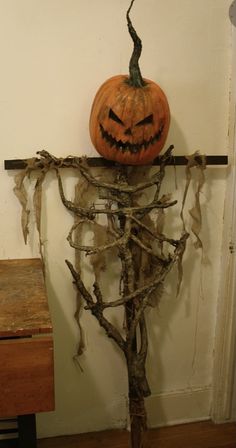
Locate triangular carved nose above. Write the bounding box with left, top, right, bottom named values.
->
left=124, top=128, right=132, bottom=136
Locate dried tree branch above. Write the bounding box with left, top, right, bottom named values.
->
left=65, top=259, right=126, bottom=351
left=129, top=214, right=180, bottom=247
left=57, top=171, right=95, bottom=219
left=130, top=233, right=169, bottom=262
left=94, top=232, right=188, bottom=311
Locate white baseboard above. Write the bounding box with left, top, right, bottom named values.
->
left=146, top=387, right=212, bottom=428
left=38, top=387, right=212, bottom=438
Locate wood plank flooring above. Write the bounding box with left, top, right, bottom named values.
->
left=38, top=421, right=236, bottom=448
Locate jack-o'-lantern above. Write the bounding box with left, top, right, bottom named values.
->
left=89, top=0, right=170, bottom=165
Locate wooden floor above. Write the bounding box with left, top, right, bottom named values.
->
left=38, top=421, right=236, bottom=448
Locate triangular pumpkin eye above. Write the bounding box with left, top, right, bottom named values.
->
left=109, top=108, right=124, bottom=125
left=136, top=114, right=154, bottom=126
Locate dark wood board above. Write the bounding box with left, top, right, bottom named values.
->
left=4, top=154, right=228, bottom=170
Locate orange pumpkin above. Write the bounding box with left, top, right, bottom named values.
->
left=89, top=75, right=170, bottom=165
left=89, top=0, right=170, bottom=165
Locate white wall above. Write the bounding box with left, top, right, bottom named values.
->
left=231, top=19, right=236, bottom=422
left=0, top=0, right=232, bottom=437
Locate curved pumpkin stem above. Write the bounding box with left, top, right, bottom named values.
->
left=126, top=0, right=146, bottom=88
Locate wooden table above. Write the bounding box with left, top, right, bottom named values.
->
left=0, top=258, right=54, bottom=447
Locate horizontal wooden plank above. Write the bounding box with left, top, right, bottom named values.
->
left=0, top=417, right=18, bottom=441
left=0, top=418, right=17, bottom=431
left=0, top=259, right=52, bottom=337
left=4, top=154, right=228, bottom=170
left=0, top=337, right=54, bottom=417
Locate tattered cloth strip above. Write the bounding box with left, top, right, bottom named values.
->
left=73, top=180, right=86, bottom=358
left=13, top=171, right=30, bottom=244
left=176, top=152, right=206, bottom=296
left=188, top=156, right=206, bottom=249
left=13, top=157, right=52, bottom=276
left=33, top=171, right=46, bottom=262
left=181, top=152, right=206, bottom=248
left=13, top=157, right=46, bottom=245
left=73, top=174, right=98, bottom=358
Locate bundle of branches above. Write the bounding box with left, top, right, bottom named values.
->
left=13, top=146, right=196, bottom=448
left=64, top=150, right=188, bottom=448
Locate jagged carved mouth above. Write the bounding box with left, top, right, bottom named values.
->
left=99, top=124, right=164, bottom=154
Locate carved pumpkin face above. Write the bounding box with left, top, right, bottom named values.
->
left=89, top=75, right=170, bottom=165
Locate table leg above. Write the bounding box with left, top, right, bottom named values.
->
left=18, top=414, right=37, bottom=448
